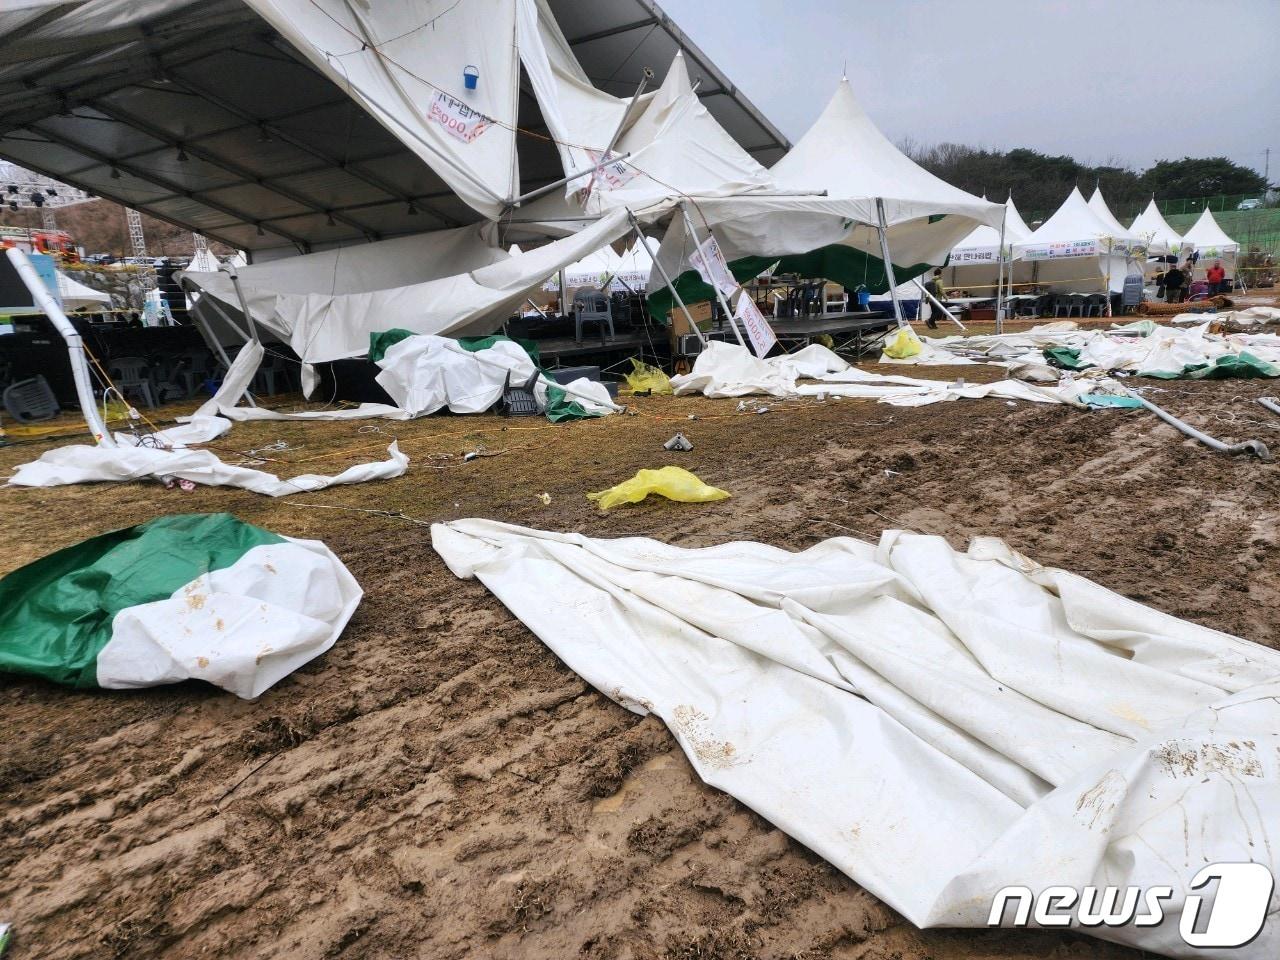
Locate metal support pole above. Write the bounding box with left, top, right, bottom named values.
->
left=631, top=211, right=705, bottom=347
left=994, top=203, right=1008, bottom=335
left=875, top=198, right=907, bottom=329
left=220, top=264, right=258, bottom=342
left=5, top=247, right=115, bottom=446
left=182, top=280, right=258, bottom=408
left=679, top=204, right=746, bottom=348
left=1127, top=389, right=1270, bottom=460
left=509, top=152, right=633, bottom=208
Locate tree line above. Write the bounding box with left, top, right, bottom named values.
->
left=899, top=142, right=1269, bottom=223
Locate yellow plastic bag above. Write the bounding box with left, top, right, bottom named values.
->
left=622, top=357, right=673, bottom=395
left=883, top=327, right=923, bottom=359
left=587, top=466, right=730, bottom=511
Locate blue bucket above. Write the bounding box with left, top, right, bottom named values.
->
left=463, top=65, right=479, bottom=90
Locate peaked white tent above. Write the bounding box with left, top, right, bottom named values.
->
left=52, top=271, right=112, bottom=312
left=944, top=197, right=1034, bottom=294
left=645, top=78, right=1002, bottom=320
left=1013, top=187, right=1141, bottom=294
left=1181, top=208, right=1239, bottom=282
left=1086, top=187, right=1134, bottom=241
left=1129, top=199, right=1188, bottom=259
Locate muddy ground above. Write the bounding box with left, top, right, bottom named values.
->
left=3, top=324, right=1280, bottom=959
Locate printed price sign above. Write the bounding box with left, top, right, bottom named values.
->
left=584, top=149, right=639, bottom=191
left=688, top=233, right=738, bottom=299
left=734, top=292, right=778, bottom=359
left=427, top=92, right=492, bottom=144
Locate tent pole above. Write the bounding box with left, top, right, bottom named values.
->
left=874, top=198, right=908, bottom=329
left=183, top=282, right=258, bottom=408
left=220, top=264, right=259, bottom=342
left=509, top=152, right=633, bottom=208
left=631, top=211, right=705, bottom=347
left=679, top=204, right=746, bottom=348
left=5, top=247, right=115, bottom=446
left=994, top=203, right=1008, bottom=334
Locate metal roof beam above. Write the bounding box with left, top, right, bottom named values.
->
left=86, top=98, right=384, bottom=241
left=165, top=72, right=461, bottom=228
left=566, top=17, right=658, bottom=46
left=22, top=122, right=312, bottom=250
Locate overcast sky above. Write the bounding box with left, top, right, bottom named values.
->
left=662, top=0, right=1278, bottom=178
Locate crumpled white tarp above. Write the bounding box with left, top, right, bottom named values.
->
left=433, top=518, right=1280, bottom=958
left=199, top=336, right=618, bottom=423
left=8, top=342, right=409, bottom=495
left=6, top=440, right=408, bottom=497
left=914, top=320, right=1280, bottom=377
left=101, top=536, right=362, bottom=699
left=671, top=341, right=1088, bottom=406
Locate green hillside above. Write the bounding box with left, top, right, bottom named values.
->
left=1166, top=207, right=1280, bottom=255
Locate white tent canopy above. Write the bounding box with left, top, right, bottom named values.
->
left=1086, top=187, right=1134, bottom=241
left=647, top=79, right=1002, bottom=300
left=944, top=197, right=1034, bottom=295
left=53, top=271, right=112, bottom=311
left=1013, top=187, right=1142, bottom=294
left=1129, top=199, right=1187, bottom=258
left=1181, top=208, right=1239, bottom=256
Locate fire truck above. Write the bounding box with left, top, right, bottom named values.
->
left=0, top=225, right=80, bottom=263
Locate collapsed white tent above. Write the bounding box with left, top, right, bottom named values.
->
left=1130, top=199, right=1189, bottom=259
left=434, top=519, right=1280, bottom=958
left=182, top=209, right=632, bottom=367
left=944, top=196, right=1034, bottom=295
left=1013, top=187, right=1142, bottom=294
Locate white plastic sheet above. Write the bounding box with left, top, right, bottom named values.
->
left=432, top=519, right=1280, bottom=958
left=671, top=341, right=1085, bottom=406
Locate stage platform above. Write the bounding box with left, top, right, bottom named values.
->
left=534, top=310, right=896, bottom=368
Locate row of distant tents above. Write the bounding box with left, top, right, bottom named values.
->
left=944, top=188, right=1241, bottom=295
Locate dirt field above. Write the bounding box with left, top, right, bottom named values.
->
left=3, top=328, right=1280, bottom=959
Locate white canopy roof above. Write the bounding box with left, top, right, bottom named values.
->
left=771, top=79, right=1002, bottom=230
left=53, top=271, right=112, bottom=310
left=1086, top=187, right=1132, bottom=239
left=1181, top=208, right=1239, bottom=255
left=1128, top=199, right=1186, bottom=257
left=1017, top=187, right=1138, bottom=256
left=949, top=197, right=1033, bottom=263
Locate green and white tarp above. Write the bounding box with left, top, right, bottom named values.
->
left=0, top=514, right=360, bottom=698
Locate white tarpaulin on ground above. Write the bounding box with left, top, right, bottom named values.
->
left=6, top=342, right=410, bottom=495
left=912, top=321, right=1280, bottom=378
left=670, top=341, right=1088, bottom=406
left=433, top=518, right=1280, bottom=958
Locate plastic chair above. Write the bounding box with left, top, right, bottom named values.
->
left=252, top=352, right=295, bottom=396
left=572, top=287, right=615, bottom=342
left=3, top=375, right=60, bottom=423
left=173, top=350, right=215, bottom=398
left=1064, top=294, right=1086, bottom=318
left=1084, top=294, right=1107, bottom=317
left=500, top=369, right=541, bottom=417
left=107, top=355, right=157, bottom=409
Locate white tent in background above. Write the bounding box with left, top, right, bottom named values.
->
left=1086, top=187, right=1134, bottom=241
left=1129, top=199, right=1187, bottom=258
left=52, top=271, right=111, bottom=312
left=1013, top=187, right=1141, bottom=294
left=944, top=196, right=1034, bottom=295
left=1181, top=208, right=1240, bottom=282
left=646, top=78, right=1002, bottom=309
